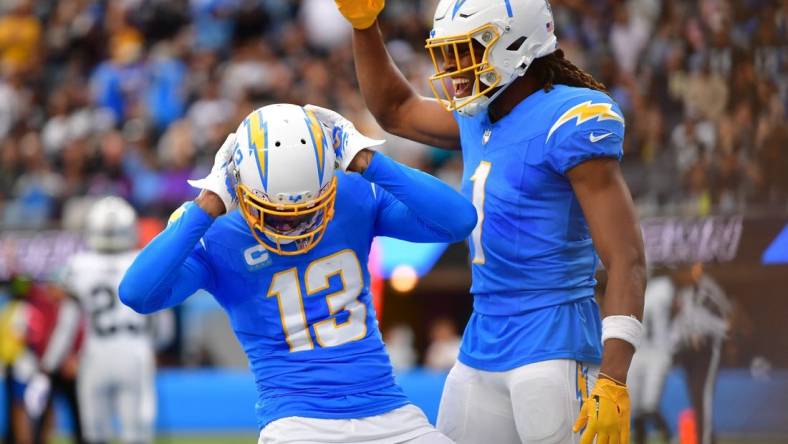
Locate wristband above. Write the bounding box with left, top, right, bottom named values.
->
left=601, top=315, right=643, bottom=350
left=598, top=371, right=626, bottom=386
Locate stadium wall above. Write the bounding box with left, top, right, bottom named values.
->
left=1, top=368, right=787, bottom=437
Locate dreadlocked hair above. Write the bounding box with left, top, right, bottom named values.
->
left=528, top=49, right=608, bottom=93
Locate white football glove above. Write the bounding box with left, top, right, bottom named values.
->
left=24, top=372, right=51, bottom=419
left=188, top=134, right=239, bottom=214
left=303, top=104, right=385, bottom=172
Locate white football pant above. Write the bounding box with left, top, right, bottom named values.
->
left=628, top=346, right=672, bottom=415
left=258, top=404, right=453, bottom=444
left=437, top=359, right=598, bottom=444
left=78, top=342, right=156, bottom=443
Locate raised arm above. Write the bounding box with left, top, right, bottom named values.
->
left=350, top=21, right=461, bottom=150
left=121, top=135, right=238, bottom=314
left=305, top=104, right=474, bottom=240
left=353, top=150, right=476, bottom=242
left=334, top=0, right=459, bottom=148
left=119, top=197, right=217, bottom=314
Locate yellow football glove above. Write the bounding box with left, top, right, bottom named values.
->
left=335, top=0, right=385, bottom=30
left=573, top=377, right=631, bottom=444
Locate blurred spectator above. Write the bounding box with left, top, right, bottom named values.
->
left=0, top=0, right=783, bottom=226
left=0, top=72, right=26, bottom=140
left=424, top=317, right=460, bottom=371
left=188, top=77, right=233, bottom=151
left=89, top=25, right=146, bottom=124
left=300, top=0, right=351, bottom=50
left=683, top=61, right=728, bottom=121
left=146, top=42, right=188, bottom=131
left=190, top=0, right=237, bottom=52
left=89, top=131, right=133, bottom=199
left=671, top=113, right=716, bottom=175
left=4, top=133, right=61, bottom=228
left=609, top=3, right=650, bottom=76
left=156, top=119, right=201, bottom=207
left=383, top=324, right=417, bottom=371
left=0, top=0, right=41, bottom=75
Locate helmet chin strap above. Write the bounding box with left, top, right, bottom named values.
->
left=457, top=50, right=537, bottom=118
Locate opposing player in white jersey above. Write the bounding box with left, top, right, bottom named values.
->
left=628, top=275, right=674, bottom=444
left=63, top=196, right=156, bottom=444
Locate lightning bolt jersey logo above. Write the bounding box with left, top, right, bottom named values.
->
left=546, top=101, right=624, bottom=142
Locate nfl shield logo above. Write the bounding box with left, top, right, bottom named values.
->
left=482, top=129, right=492, bottom=145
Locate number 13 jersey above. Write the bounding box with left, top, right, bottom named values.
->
left=182, top=173, right=410, bottom=429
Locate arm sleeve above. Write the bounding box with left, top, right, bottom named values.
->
left=363, top=153, right=477, bottom=243
left=119, top=202, right=216, bottom=314
left=546, top=129, right=624, bottom=175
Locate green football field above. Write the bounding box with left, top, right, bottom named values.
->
left=53, top=436, right=788, bottom=444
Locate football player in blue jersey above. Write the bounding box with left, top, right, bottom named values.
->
left=119, top=103, right=473, bottom=443
left=334, top=0, right=647, bottom=443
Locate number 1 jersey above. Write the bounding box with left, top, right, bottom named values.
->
left=455, top=85, right=626, bottom=371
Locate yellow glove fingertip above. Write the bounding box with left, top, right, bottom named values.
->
left=579, top=428, right=595, bottom=444
left=572, top=416, right=585, bottom=433
left=572, top=402, right=588, bottom=432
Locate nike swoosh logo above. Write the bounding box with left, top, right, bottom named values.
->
left=589, top=132, right=613, bottom=143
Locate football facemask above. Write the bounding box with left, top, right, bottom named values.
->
left=237, top=177, right=337, bottom=255
left=426, top=24, right=502, bottom=115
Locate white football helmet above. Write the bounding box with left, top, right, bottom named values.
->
left=426, top=0, right=558, bottom=116
left=85, top=196, right=138, bottom=252
left=233, top=103, right=337, bottom=255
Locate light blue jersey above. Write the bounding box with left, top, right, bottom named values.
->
left=456, top=85, right=625, bottom=371
left=120, top=153, right=476, bottom=428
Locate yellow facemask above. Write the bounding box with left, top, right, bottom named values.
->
left=237, top=177, right=337, bottom=256
left=425, top=24, right=502, bottom=113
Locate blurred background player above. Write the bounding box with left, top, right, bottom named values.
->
left=1, top=275, right=36, bottom=444
left=334, top=0, right=646, bottom=442
left=671, top=263, right=731, bottom=444
left=424, top=317, right=461, bottom=372
left=23, top=274, right=84, bottom=444
left=628, top=273, right=675, bottom=444
left=120, top=104, right=476, bottom=443
left=61, top=196, right=156, bottom=444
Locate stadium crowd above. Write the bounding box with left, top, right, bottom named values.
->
left=0, top=0, right=785, bottom=230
